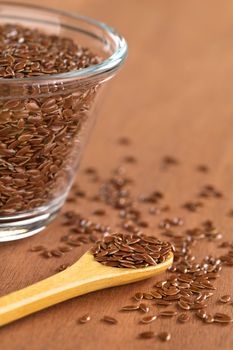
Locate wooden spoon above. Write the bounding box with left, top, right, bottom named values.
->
left=0, top=251, right=173, bottom=327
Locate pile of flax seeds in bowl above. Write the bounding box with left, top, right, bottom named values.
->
left=0, top=24, right=101, bottom=214
left=30, top=137, right=233, bottom=343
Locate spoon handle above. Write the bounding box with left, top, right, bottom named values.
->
left=0, top=252, right=124, bottom=326
left=0, top=267, right=89, bottom=327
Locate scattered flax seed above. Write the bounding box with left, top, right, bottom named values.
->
left=59, top=246, right=73, bottom=253
left=214, top=313, right=233, bottom=323
left=204, top=314, right=214, bottom=323
left=198, top=185, right=223, bottom=199
left=79, top=314, right=91, bottom=324
left=159, top=217, right=183, bottom=229
left=134, top=292, right=144, bottom=301
left=196, top=310, right=207, bottom=320
left=141, top=315, right=157, bottom=324
left=75, top=191, right=86, bottom=198
left=143, top=293, right=154, bottom=300
left=30, top=245, right=45, bottom=252
left=177, top=313, right=190, bottom=323
left=158, top=332, right=171, bottom=342
left=162, top=156, right=179, bottom=166
left=159, top=310, right=178, bottom=317
left=139, top=303, right=150, bottom=313
left=139, top=331, right=157, bottom=339
left=92, top=209, right=106, bottom=216
left=67, top=240, right=82, bottom=247
left=123, top=155, right=137, bottom=163
left=117, top=137, right=131, bottom=146
left=24, top=146, right=233, bottom=337
left=84, top=167, right=97, bottom=175
left=101, top=316, right=118, bottom=324
left=150, top=290, right=162, bottom=299
left=148, top=207, right=160, bottom=215
left=42, top=251, right=53, bottom=259
left=56, top=263, right=70, bottom=272
left=139, top=191, right=164, bottom=204
left=121, top=305, right=139, bottom=311
left=218, top=241, right=230, bottom=248
left=219, top=295, right=231, bottom=303
left=155, top=300, right=172, bottom=307
left=182, top=201, right=203, bottom=212
left=50, top=249, right=63, bottom=258
left=66, top=197, right=76, bottom=203
left=177, top=300, right=191, bottom=310
left=138, top=221, right=149, bottom=228
left=227, top=210, right=233, bottom=217
left=196, top=165, right=209, bottom=173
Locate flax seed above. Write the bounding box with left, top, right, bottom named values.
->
left=134, top=292, right=144, bottom=301
left=204, top=314, right=214, bottom=323
left=197, top=165, right=209, bottom=173
left=30, top=245, right=46, bottom=252
left=121, top=305, right=139, bottom=311
left=150, top=291, right=162, bottom=299
left=143, top=293, right=154, bottom=300
left=101, top=316, right=118, bottom=324
left=177, top=313, right=190, bottom=323
left=59, top=246, right=73, bottom=253
left=196, top=310, right=207, bottom=320
left=141, top=315, right=157, bottom=324
left=42, top=251, right=53, bottom=258
left=123, top=155, right=137, bottom=163
left=92, top=209, right=106, bottom=216
left=178, top=300, right=191, bottom=310
left=57, top=264, right=70, bottom=272
left=139, top=331, right=156, bottom=339
left=158, top=332, right=171, bottom=342
left=214, top=313, right=233, bottom=323
left=118, top=137, right=131, bottom=146
left=219, top=295, right=231, bottom=303
left=50, top=249, right=63, bottom=258
left=159, top=310, right=177, bottom=317
left=139, top=303, right=150, bottom=313
left=79, top=314, right=91, bottom=324
left=155, top=300, right=172, bottom=307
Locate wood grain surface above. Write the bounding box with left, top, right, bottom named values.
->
left=1, top=0, right=233, bottom=349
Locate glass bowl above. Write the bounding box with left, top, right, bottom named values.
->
left=0, top=1, right=127, bottom=241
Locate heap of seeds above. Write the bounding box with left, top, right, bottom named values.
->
left=91, top=233, right=173, bottom=268
left=29, top=145, right=233, bottom=343
left=0, top=23, right=101, bottom=214
left=0, top=24, right=101, bottom=78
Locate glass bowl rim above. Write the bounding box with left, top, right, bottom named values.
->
left=0, top=1, right=128, bottom=84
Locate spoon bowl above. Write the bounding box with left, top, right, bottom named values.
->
left=0, top=250, right=173, bottom=327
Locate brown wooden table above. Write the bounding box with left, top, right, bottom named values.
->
left=1, top=0, right=233, bottom=349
